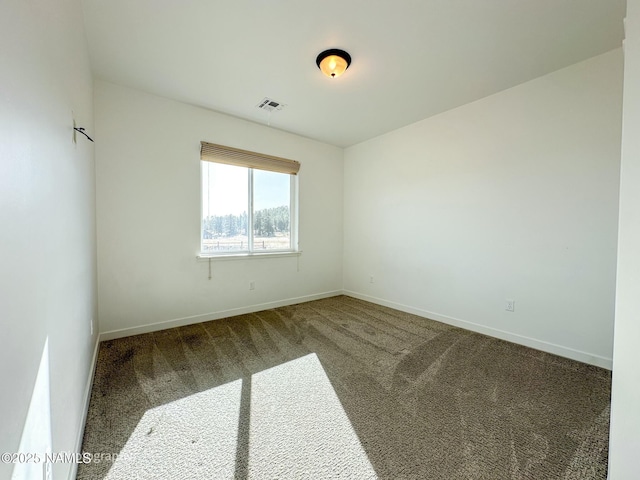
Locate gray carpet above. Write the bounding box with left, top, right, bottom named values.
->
left=77, top=295, right=611, bottom=479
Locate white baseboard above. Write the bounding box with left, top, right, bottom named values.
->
left=99, top=290, right=344, bottom=341
left=343, top=290, right=613, bottom=370
left=68, top=336, right=100, bottom=480
left=99, top=289, right=613, bottom=369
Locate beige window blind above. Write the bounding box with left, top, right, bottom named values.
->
left=200, top=141, right=301, bottom=175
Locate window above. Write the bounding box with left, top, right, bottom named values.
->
left=200, top=142, right=299, bottom=255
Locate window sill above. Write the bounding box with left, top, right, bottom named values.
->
left=196, top=251, right=302, bottom=261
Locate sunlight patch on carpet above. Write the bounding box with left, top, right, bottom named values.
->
left=105, top=379, right=242, bottom=479
left=248, top=353, right=376, bottom=478
left=103, top=354, right=376, bottom=479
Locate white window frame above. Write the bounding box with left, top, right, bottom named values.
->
left=199, top=162, right=299, bottom=258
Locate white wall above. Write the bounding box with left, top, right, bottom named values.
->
left=0, top=0, right=97, bottom=479
left=343, top=50, right=623, bottom=368
left=609, top=0, right=640, bottom=476
left=95, top=81, right=343, bottom=337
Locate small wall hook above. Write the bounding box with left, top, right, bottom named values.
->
left=74, top=127, right=94, bottom=142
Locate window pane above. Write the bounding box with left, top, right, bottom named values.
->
left=253, top=169, right=291, bottom=251
left=201, top=162, right=249, bottom=252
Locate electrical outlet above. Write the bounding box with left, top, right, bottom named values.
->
left=249, top=281, right=255, bottom=290
left=370, top=276, right=374, bottom=284
left=505, top=299, right=515, bottom=312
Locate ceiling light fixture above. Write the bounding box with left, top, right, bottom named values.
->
left=316, top=49, right=351, bottom=79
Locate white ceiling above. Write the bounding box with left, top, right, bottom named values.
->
left=82, top=0, right=626, bottom=148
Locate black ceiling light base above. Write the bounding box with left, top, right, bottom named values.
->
left=316, top=49, right=352, bottom=78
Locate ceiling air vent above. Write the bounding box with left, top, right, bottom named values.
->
left=256, top=97, right=285, bottom=112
